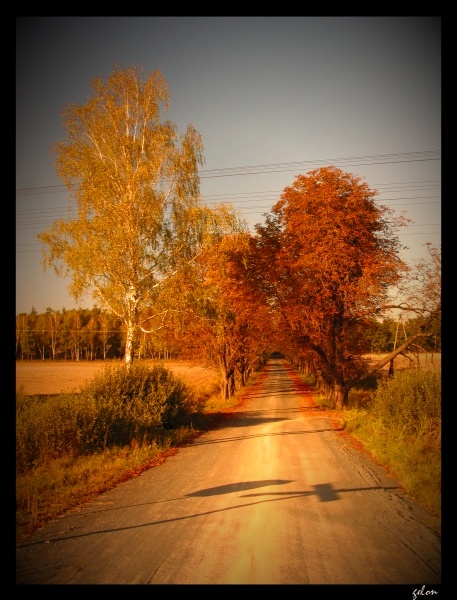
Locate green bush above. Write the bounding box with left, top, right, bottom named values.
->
left=342, top=368, right=441, bottom=514
left=16, top=363, right=200, bottom=475
left=83, top=363, right=198, bottom=443
left=16, top=390, right=98, bottom=474
left=370, top=369, right=441, bottom=437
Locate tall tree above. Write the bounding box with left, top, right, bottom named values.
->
left=181, top=232, right=273, bottom=398
left=38, top=64, right=240, bottom=366
left=256, top=166, right=409, bottom=408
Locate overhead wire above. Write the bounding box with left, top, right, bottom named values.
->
left=16, top=150, right=441, bottom=250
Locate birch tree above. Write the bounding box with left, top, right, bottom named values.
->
left=38, top=64, right=243, bottom=366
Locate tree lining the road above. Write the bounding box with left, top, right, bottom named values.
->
left=251, top=166, right=440, bottom=408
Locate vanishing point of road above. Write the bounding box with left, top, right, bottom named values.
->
left=16, top=358, right=441, bottom=584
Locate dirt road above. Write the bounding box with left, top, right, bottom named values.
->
left=15, top=358, right=441, bottom=584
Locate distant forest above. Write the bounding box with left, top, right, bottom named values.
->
left=16, top=306, right=440, bottom=362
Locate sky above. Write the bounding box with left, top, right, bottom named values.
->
left=16, top=16, right=441, bottom=315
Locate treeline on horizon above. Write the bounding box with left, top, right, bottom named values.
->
left=16, top=305, right=441, bottom=363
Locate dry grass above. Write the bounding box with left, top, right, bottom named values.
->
left=16, top=359, right=221, bottom=397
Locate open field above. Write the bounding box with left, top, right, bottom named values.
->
left=365, top=352, right=441, bottom=374
left=16, top=359, right=220, bottom=396
left=16, top=353, right=440, bottom=397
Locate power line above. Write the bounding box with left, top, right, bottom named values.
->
left=16, top=150, right=441, bottom=251
left=16, top=150, right=441, bottom=197
left=15, top=199, right=441, bottom=230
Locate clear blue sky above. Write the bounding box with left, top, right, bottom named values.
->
left=16, top=16, right=441, bottom=315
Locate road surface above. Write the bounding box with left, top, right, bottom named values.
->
left=16, top=358, right=441, bottom=584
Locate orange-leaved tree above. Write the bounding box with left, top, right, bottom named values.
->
left=255, top=166, right=409, bottom=408
left=180, top=231, right=274, bottom=399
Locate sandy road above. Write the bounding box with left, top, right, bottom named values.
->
left=16, top=358, right=441, bottom=585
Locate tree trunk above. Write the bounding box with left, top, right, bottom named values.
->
left=221, top=368, right=235, bottom=400
left=124, top=321, right=136, bottom=368
left=333, top=381, right=348, bottom=410
left=388, top=359, right=395, bottom=378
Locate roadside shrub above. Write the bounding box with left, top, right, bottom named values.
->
left=341, top=368, right=441, bottom=515
left=81, top=363, right=199, bottom=449
left=16, top=363, right=201, bottom=475
left=370, top=369, right=441, bottom=438
left=16, top=390, right=98, bottom=474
